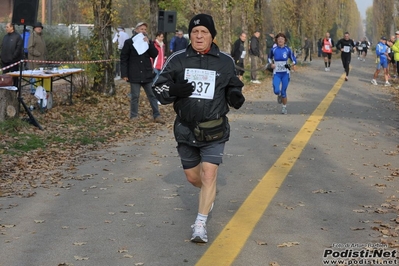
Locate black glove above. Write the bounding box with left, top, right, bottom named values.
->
left=229, top=90, right=245, bottom=109
left=168, top=80, right=194, bottom=98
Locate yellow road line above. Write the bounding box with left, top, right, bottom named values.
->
left=196, top=73, right=346, bottom=266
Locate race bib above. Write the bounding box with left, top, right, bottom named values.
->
left=324, top=45, right=330, bottom=50
left=343, top=46, right=351, bottom=53
left=274, top=61, right=287, bottom=73
left=362, top=43, right=366, bottom=47
left=358, top=46, right=363, bottom=50
left=184, top=68, right=216, bottom=100
left=240, top=51, right=246, bottom=59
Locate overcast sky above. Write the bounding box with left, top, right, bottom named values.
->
left=355, top=0, right=373, bottom=19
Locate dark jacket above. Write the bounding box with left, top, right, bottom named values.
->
left=120, top=35, right=158, bottom=83
left=249, top=35, right=260, bottom=57
left=231, top=38, right=245, bottom=63
left=153, top=43, right=244, bottom=146
left=336, top=38, right=356, bottom=53
left=1, top=31, right=23, bottom=64
left=173, top=37, right=188, bottom=52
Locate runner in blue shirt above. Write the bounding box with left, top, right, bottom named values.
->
left=371, top=36, right=391, bottom=86
left=268, top=33, right=297, bottom=114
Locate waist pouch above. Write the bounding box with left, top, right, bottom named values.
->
left=193, top=117, right=226, bottom=142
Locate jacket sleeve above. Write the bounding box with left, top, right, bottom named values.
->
left=231, top=40, right=239, bottom=61
left=148, top=41, right=158, bottom=59
left=152, top=57, right=180, bottom=105
left=13, top=35, right=23, bottom=62
left=120, top=39, right=130, bottom=78
left=28, top=35, right=40, bottom=57
left=391, top=41, right=399, bottom=53
left=225, top=57, right=244, bottom=107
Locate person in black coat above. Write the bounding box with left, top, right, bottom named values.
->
left=1, top=23, right=23, bottom=87
left=231, top=32, right=247, bottom=81
left=120, top=22, right=164, bottom=123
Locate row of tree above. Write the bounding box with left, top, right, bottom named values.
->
left=366, top=0, right=399, bottom=45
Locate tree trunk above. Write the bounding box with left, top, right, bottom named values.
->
left=91, top=0, right=115, bottom=95
left=0, top=89, right=18, bottom=122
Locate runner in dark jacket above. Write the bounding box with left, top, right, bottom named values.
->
left=153, top=14, right=245, bottom=244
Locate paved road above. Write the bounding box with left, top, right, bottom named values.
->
left=1, top=56, right=398, bottom=266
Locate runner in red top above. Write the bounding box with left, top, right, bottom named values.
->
left=321, top=32, right=335, bottom=72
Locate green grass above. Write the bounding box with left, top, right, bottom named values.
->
left=9, top=135, right=46, bottom=153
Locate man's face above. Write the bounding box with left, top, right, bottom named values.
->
left=177, top=31, right=183, bottom=39
left=5, top=23, right=13, bottom=34
left=255, top=32, right=260, bottom=38
left=240, top=33, right=247, bottom=42
left=325, top=33, right=330, bottom=39
left=344, top=34, right=349, bottom=40
left=135, top=25, right=147, bottom=35
left=190, top=26, right=213, bottom=53
left=34, top=27, right=42, bottom=34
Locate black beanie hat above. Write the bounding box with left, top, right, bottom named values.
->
left=188, top=14, right=217, bottom=39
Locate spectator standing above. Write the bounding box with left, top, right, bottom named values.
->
left=20, top=27, right=30, bottom=64
left=387, top=35, right=396, bottom=77
left=231, top=32, right=247, bottom=81
left=120, top=22, right=164, bottom=124
left=1, top=23, right=23, bottom=87
left=28, top=22, right=47, bottom=70
left=265, top=32, right=275, bottom=59
left=169, top=30, right=178, bottom=54
left=112, top=26, right=130, bottom=79
left=153, top=13, right=245, bottom=243
left=153, top=31, right=166, bottom=81
left=172, top=30, right=188, bottom=53
left=391, top=31, right=399, bottom=79
left=249, top=29, right=261, bottom=83
left=302, top=37, right=312, bottom=62
left=317, top=38, right=322, bottom=57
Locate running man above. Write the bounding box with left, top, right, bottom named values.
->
left=359, top=37, right=370, bottom=61
left=371, top=36, right=391, bottom=86
left=268, top=32, right=297, bottom=114
left=336, top=32, right=356, bottom=81
left=321, top=32, right=334, bottom=71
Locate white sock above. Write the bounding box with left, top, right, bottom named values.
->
left=195, top=213, right=208, bottom=224
left=282, top=105, right=287, bottom=108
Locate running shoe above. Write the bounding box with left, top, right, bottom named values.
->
left=345, top=76, right=348, bottom=81
left=191, top=222, right=208, bottom=243
left=384, top=81, right=391, bottom=86
left=324, top=67, right=328, bottom=72
left=371, top=79, right=378, bottom=85
left=277, top=94, right=282, bottom=104
left=281, top=106, right=287, bottom=115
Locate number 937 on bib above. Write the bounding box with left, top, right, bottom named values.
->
left=184, top=68, right=216, bottom=100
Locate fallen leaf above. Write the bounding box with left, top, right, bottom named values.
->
left=353, top=209, right=366, bottom=213
left=270, top=262, right=280, bottom=266
left=255, top=240, right=267, bottom=245
left=73, top=242, right=87, bottom=246
left=277, top=242, right=300, bottom=247
left=350, top=227, right=365, bottom=231
left=74, top=256, right=89, bottom=261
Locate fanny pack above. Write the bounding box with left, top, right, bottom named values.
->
left=193, top=117, right=226, bottom=142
